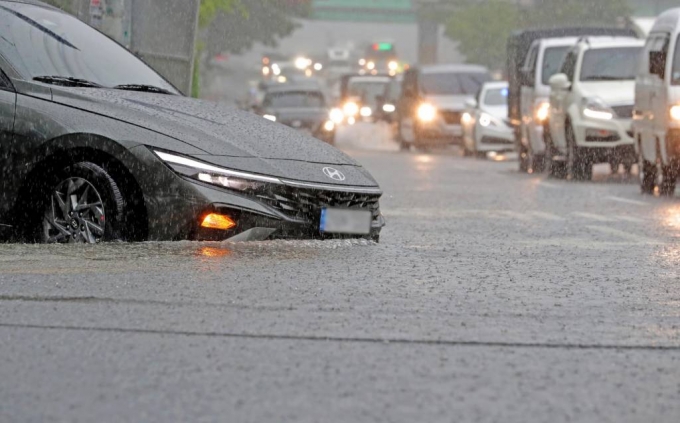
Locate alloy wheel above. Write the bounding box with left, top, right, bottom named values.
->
left=42, top=177, right=106, bottom=244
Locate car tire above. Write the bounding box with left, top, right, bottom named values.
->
left=639, top=145, right=657, bottom=195
left=566, top=122, right=591, bottom=181
left=609, top=161, right=620, bottom=175
left=544, top=121, right=566, bottom=179
left=37, top=162, right=126, bottom=243
left=659, top=164, right=677, bottom=197
left=397, top=119, right=411, bottom=151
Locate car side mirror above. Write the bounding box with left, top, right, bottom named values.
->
left=649, top=51, right=666, bottom=79
left=549, top=73, right=571, bottom=91
left=464, top=98, right=477, bottom=109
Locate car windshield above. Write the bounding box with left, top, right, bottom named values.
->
left=541, top=46, right=570, bottom=85
left=673, top=34, right=680, bottom=86
left=263, top=91, right=325, bottom=108
left=483, top=87, right=509, bottom=106
left=347, top=81, right=389, bottom=100
left=0, top=2, right=177, bottom=92
left=421, top=72, right=491, bottom=95
left=579, top=47, right=642, bottom=82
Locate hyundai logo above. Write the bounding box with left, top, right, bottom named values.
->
left=322, top=167, right=346, bottom=181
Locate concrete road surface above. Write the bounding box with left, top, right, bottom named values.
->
left=1, top=124, right=679, bottom=422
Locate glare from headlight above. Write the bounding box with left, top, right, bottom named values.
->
left=324, top=120, right=335, bottom=131
left=366, top=61, right=375, bottom=70
left=295, top=57, right=310, bottom=69
left=583, top=108, right=613, bottom=120
left=417, top=103, right=437, bottom=122
left=262, top=66, right=270, bottom=76
left=343, top=101, right=359, bottom=117
left=359, top=58, right=366, bottom=66
left=462, top=112, right=472, bottom=124
left=382, top=103, right=396, bottom=113
left=154, top=151, right=281, bottom=185
left=272, top=64, right=281, bottom=75
left=671, top=105, right=680, bottom=120
left=479, top=113, right=492, bottom=127
left=360, top=106, right=372, bottom=117
left=263, top=114, right=277, bottom=122
left=314, top=63, right=323, bottom=71
left=329, top=108, right=344, bottom=123
left=535, top=102, right=550, bottom=122
left=388, top=61, right=398, bottom=71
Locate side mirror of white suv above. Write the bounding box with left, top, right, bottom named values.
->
left=549, top=73, right=571, bottom=91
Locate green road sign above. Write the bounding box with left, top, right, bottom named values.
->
left=312, top=0, right=415, bottom=23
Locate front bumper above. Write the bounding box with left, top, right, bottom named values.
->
left=573, top=116, right=636, bottom=163
left=476, top=124, right=515, bottom=152
left=418, top=118, right=463, bottom=145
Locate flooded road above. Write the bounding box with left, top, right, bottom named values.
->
left=1, top=128, right=680, bottom=422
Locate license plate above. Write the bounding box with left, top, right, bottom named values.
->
left=320, top=208, right=372, bottom=235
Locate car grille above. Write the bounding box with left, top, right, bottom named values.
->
left=612, top=105, right=634, bottom=119
left=440, top=110, right=461, bottom=125
left=255, top=185, right=381, bottom=224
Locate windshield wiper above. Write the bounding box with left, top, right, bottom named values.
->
left=34, top=76, right=102, bottom=88
left=114, top=84, right=174, bottom=95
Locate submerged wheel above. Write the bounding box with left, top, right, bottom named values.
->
left=41, top=162, right=125, bottom=243
left=544, top=122, right=566, bottom=179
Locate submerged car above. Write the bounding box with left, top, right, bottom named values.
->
left=0, top=0, right=384, bottom=243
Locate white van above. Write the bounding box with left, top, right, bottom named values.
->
left=634, top=8, right=680, bottom=196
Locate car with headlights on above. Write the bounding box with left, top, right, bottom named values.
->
left=256, top=85, right=336, bottom=144
left=461, top=81, right=514, bottom=157
left=634, top=8, right=680, bottom=196
left=0, top=0, right=384, bottom=243
left=546, top=36, right=644, bottom=180
left=396, top=64, right=491, bottom=150
left=337, top=74, right=392, bottom=124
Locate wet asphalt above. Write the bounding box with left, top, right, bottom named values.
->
left=1, top=123, right=679, bottom=422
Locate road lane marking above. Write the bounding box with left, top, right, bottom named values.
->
left=586, top=225, right=660, bottom=244
left=530, top=211, right=566, bottom=221
left=538, top=181, right=561, bottom=189
left=573, top=212, right=615, bottom=222
left=606, top=196, right=649, bottom=206
left=612, top=215, right=645, bottom=223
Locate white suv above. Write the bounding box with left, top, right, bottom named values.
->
left=545, top=37, right=644, bottom=180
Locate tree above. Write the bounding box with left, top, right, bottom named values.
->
left=443, top=0, right=633, bottom=71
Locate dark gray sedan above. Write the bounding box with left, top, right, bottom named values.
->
left=0, top=0, right=384, bottom=243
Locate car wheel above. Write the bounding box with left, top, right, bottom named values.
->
left=623, top=162, right=633, bottom=175
left=659, top=163, right=677, bottom=197
left=566, top=122, right=591, bottom=181
left=544, top=122, right=566, bottom=179
left=518, top=143, right=529, bottom=172
left=40, top=162, right=125, bottom=243
left=609, top=160, right=620, bottom=175
left=639, top=144, right=657, bottom=195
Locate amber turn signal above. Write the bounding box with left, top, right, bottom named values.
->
left=201, top=213, right=236, bottom=230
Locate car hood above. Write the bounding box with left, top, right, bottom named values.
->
left=580, top=81, right=636, bottom=105
left=424, top=95, right=472, bottom=111
left=482, top=105, right=508, bottom=120
left=46, top=87, right=355, bottom=165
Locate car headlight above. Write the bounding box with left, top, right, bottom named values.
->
left=360, top=106, right=372, bottom=117
left=366, top=61, right=375, bottom=70
left=461, top=112, right=472, bottom=124
left=535, top=101, right=550, bottom=122
left=154, top=150, right=281, bottom=191
left=417, top=103, right=437, bottom=122
left=343, top=101, right=359, bottom=117
left=329, top=108, right=344, bottom=123
left=263, top=114, right=277, bottom=122
left=388, top=61, right=398, bottom=71
left=382, top=103, right=396, bottom=113
left=582, top=97, right=614, bottom=120
left=479, top=113, right=493, bottom=127
left=323, top=120, right=335, bottom=132
left=670, top=105, right=680, bottom=121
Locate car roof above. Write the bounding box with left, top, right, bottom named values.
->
left=482, top=81, right=508, bottom=90
left=577, top=36, right=644, bottom=49
left=419, top=64, right=489, bottom=74
left=651, top=8, right=680, bottom=33
left=535, top=36, right=580, bottom=48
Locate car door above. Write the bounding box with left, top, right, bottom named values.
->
left=651, top=34, right=671, bottom=153
left=520, top=43, right=539, bottom=146
left=550, top=50, right=577, bottom=151
left=0, top=69, right=17, bottom=219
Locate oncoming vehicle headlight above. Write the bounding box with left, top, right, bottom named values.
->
left=323, top=120, right=335, bottom=131
left=388, top=61, right=398, bottom=71
left=479, top=113, right=493, bottom=127
left=535, top=101, right=550, bottom=122
left=670, top=105, right=680, bottom=121
left=461, top=112, right=472, bottom=124
left=360, top=106, right=372, bottom=117
left=263, top=114, right=277, bottom=122
left=582, top=97, right=614, bottom=120
left=329, top=108, right=344, bottom=123
left=154, top=151, right=281, bottom=192
left=343, top=101, right=359, bottom=117
left=417, top=103, right=437, bottom=122
left=382, top=103, right=396, bottom=113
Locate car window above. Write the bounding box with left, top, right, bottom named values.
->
left=579, top=47, right=643, bottom=82
left=561, top=51, right=578, bottom=82
left=483, top=87, right=508, bottom=106
left=0, top=68, right=10, bottom=90
left=0, top=2, right=178, bottom=91
left=347, top=81, right=389, bottom=100
left=263, top=91, right=325, bottom=108
left=673, top=34, right=680, bottom=85
left=541, top=46, right=570, bottom=85
left=524, top=44, right=538, bottom=72
left=421, top=72, right=491, bottom=96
